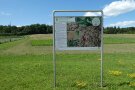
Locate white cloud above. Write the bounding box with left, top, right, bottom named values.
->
left=84, top=12, right=101, bottom=16
left=0, top=12, right=12, bottom=16
left=16, top=25, right=22, bottom=27
left=103, top=0, right=135, bottom=17
left=109, top=21, right=135, bottom=27
left=84, top=0, right=135, bottom=17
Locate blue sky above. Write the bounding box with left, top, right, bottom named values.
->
left=0, top=0, right=135, bottom=27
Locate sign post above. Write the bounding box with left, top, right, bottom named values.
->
left=53, top=10, right=103, bottom=88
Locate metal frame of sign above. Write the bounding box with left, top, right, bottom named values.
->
left=53, top=10, right=104, bottom=88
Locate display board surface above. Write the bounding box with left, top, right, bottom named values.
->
left=55, top=16, right=102, bottom=50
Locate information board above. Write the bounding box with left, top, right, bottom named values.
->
left=53, top=10, right=104, bottom=88
left=55, top=16, right=102, bottom=50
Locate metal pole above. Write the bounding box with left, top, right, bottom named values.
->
left=53, top=11, right=56, bottom=88
left=101, top=10, right=104, bottom=87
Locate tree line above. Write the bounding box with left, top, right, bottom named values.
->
left=0, top=24, right=52, bottom=36
left=0, top=24, right=135, bottom=35
left=104, top=27, right=135, bottom=34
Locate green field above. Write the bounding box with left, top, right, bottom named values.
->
left=31, top=39, right=52, bottom=46
left=0, top=34, right=135, bottom=90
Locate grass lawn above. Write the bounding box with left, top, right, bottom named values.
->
left=0, top=34, right=135, bottom=90
left=31, top=40, right=52, bottom=46
left=104, top=36, right=135, bottom=44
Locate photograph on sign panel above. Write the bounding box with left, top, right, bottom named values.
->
left=67, top=17, right=101, bottom=47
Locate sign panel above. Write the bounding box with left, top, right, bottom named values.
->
left=55, top=16, right=102, bottom=50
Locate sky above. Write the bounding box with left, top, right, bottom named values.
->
left=0, top=0, right=135, bottom=27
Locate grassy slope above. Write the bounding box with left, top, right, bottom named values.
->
left=0, top=34, right=135, bottom=90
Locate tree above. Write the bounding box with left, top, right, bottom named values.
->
left=0, top=24, right=53, bottom=35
